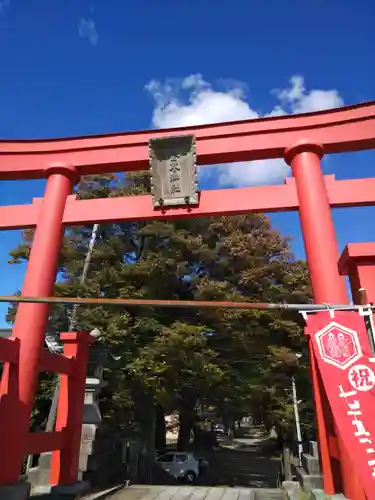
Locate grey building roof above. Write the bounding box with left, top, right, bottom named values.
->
left=0, top=329, right=54, bottom=349
left=0, top=328, right=12, bottom=339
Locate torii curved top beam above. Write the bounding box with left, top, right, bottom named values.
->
left=0, top=101, right=375, bottom=180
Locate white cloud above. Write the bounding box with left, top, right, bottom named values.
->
left=78, top=18, right=99, bottom=46
left=273, top=75, right=343, bottom=114
left=145, top=74, right=344, bottom=187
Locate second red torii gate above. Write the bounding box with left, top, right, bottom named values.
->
left=2, top=102, right=375, bottom=498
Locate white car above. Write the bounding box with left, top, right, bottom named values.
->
left=155, top=452, right=206, bottom=483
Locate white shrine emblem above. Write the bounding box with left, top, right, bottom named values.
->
left=315, top=322, right=362, bottom=370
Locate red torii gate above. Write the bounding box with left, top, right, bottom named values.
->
left=1, top=102, right=375, bottom=499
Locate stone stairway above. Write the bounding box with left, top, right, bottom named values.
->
left=294, top=442, right=323, bottom=491
left=80, top=486, right=286, bottom=500
left=30, top=485, right=286, bottom=500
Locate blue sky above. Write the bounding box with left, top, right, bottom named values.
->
left=0, top=0, right=374, bottom=327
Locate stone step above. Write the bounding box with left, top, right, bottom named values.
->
left=308, top=441, right=319, bottom=459
left=28, top=466, right=51, bottom=488
left=295, top=466, right=324, bottom=490
left=301, top=453, right=321, bottom=475
left=27, top=452, right=53, bottom=490
left=310, top=489, right=348, bottom=500
left=37, top=451, right=53, bottom=469
left=253, top=489, right=285, bottom=500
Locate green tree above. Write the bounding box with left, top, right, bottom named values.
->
left=7, top=172, right=313, bottom=451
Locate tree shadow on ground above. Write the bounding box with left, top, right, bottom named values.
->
left=195, top=428, right=281, bottom=488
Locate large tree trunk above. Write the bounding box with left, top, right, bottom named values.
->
left=154, top=404, right=166, bottom=452
left=177, top=401, right=196, bottom=451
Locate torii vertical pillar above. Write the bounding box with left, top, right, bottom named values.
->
left=339, top=243, right=375, bottom=304
left=0, top=163, right=78, bottom=484
left=285, top=142, right=365, bottom=500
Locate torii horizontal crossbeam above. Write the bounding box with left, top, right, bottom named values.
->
left=0, top=175, right=374, bottom=230
left=0, top=101, right=375, bottom=179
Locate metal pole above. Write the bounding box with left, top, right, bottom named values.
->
left=358, top=288, right=375, bottom=354
left=45, top=224, right=99, bottom=432
left=291, top=375, right=303, bottom=465
left=366, top=312, right=375, bottom=353
left=2, top=296, right=372, bottom=312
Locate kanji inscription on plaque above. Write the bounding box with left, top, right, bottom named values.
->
left=149, top=134, right=199, bottom=208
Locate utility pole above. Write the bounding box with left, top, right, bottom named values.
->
left=45, top=224, right=100, bottom=432
left=291, top=374, right=303, bottom=465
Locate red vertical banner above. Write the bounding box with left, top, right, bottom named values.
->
left=306, top=311, right=375, bottom=499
